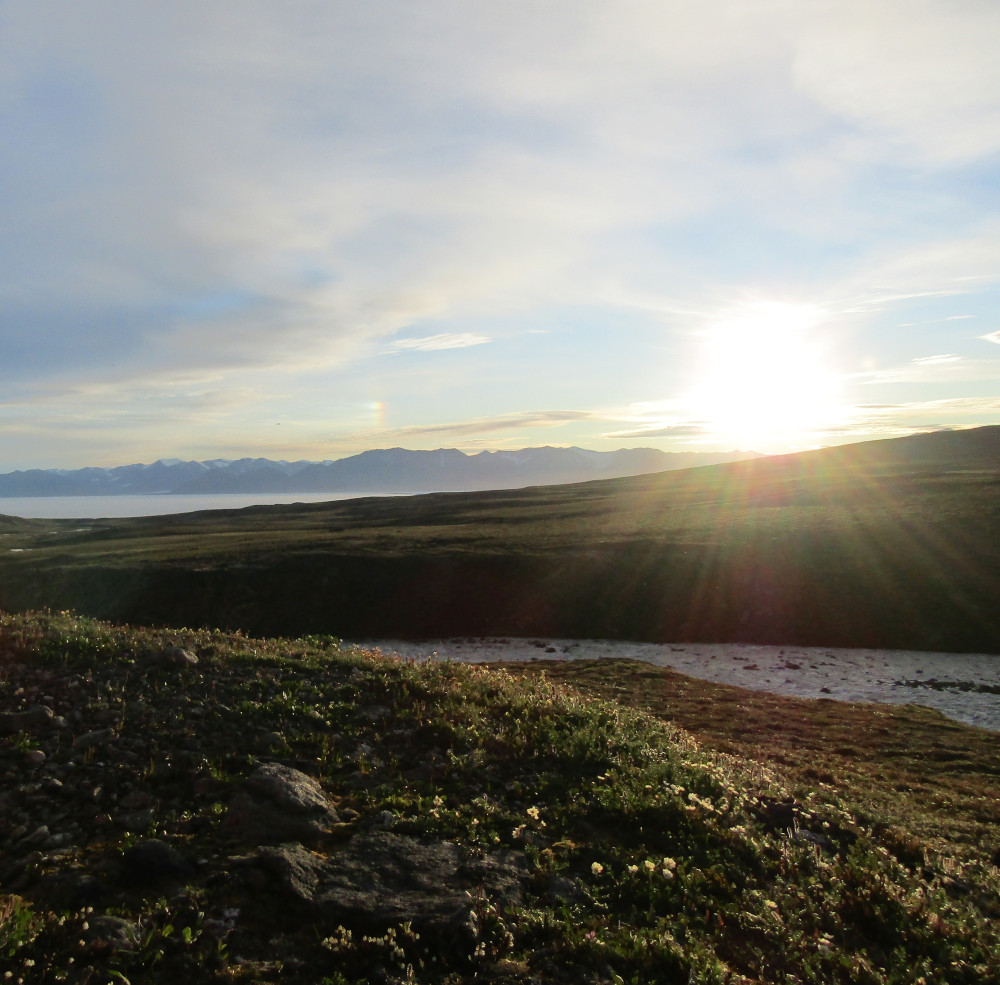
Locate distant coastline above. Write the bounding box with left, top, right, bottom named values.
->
left=0, top=446, right=758, bottom=499
left=0, top=491, right=399, bottom=520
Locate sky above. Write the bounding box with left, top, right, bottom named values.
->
left=2, top=0, right=1000, bottom=471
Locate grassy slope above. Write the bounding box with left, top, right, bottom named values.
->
left=1, top=428, right=999, bottom=653
left=1, top=612, right=998, bottom=984
left=499, top=659, right=1000, bottom=872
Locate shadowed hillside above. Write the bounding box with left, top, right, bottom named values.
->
left=0, top=427, right=998, bottom=652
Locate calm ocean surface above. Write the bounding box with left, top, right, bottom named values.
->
left=0, top=492, right=403, bottom=520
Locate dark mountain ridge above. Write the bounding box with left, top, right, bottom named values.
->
left=0, top=445, right=758, bottom=497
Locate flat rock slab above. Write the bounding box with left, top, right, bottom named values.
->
left=234, top=833, right=530, bottom=941
left=0, top=705, right=59, bottom=735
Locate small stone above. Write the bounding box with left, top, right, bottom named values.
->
left=792, top=828, right=833, bottom=849
left=757, top=796, right=800, bottom=830
left=257, top=731, right=285, bottom=751
left=120, top=838, right=195, bottom=887
left=63, top=872, right=111, bottom=906
left=85, top=915, right=142, bottom=950
left=118, top=809, right=156, bottom=832
left=24, top=749, right=46, bottom=767
left=119, top=789, right=155, bottom=810
left=22, top=824, right=52, bottom=848
left=192, top=776, right=227, bottom=798
left=159, top=647, right=199, bottom=668
left=544, top=875, right=586, bottom=903
left=358, top=705, right=392, bottom=723
left=0, top=706, right=56, bottom=736
left=73, top=728, right=116, bottom=750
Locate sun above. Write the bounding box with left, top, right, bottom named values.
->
left=686, top=301, right=845, bottom=452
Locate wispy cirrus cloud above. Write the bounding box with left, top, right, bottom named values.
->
left=388, top=333, right=492, bottom=352
left=912, top=354, right=961, bottom=365
left=390, top=410, right=592, bottom=439
left=857, top=356, right=1000, bottom=385
left=601, top=423, right=710, bottom=440
left=319, top=411, right=596, bottom=452
left=840, top=396, right=1000, bottom=428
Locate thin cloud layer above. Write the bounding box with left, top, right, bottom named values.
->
left=1, top=1, right=1000, bottom=467
left=390, top=335, right=492, bottom=352
left=369, top=411, right=594, bottom=441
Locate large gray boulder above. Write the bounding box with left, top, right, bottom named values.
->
left=226, top=763, right=340, bottom=844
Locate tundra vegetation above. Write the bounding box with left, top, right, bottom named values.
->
left=1, top=429, right=998, bottom=980
left=0, top=427, right=999, bottom=653
left=1, top=611, right=998, bottom=983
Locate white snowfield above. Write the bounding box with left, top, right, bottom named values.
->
left=361, top=638, right=1000, bottom=733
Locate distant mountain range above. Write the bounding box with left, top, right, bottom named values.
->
left=0, top=446, right=761, bottom=498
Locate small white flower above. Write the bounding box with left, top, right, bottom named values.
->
left=591, top=862, right=604, bottom=875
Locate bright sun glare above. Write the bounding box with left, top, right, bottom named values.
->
left=687, top=301, right=845, bottom=452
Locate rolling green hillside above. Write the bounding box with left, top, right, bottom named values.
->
left=1, top=427, right=998, bottom=652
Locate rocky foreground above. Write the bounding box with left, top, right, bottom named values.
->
left=1, top=612, right=998, bottom=984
